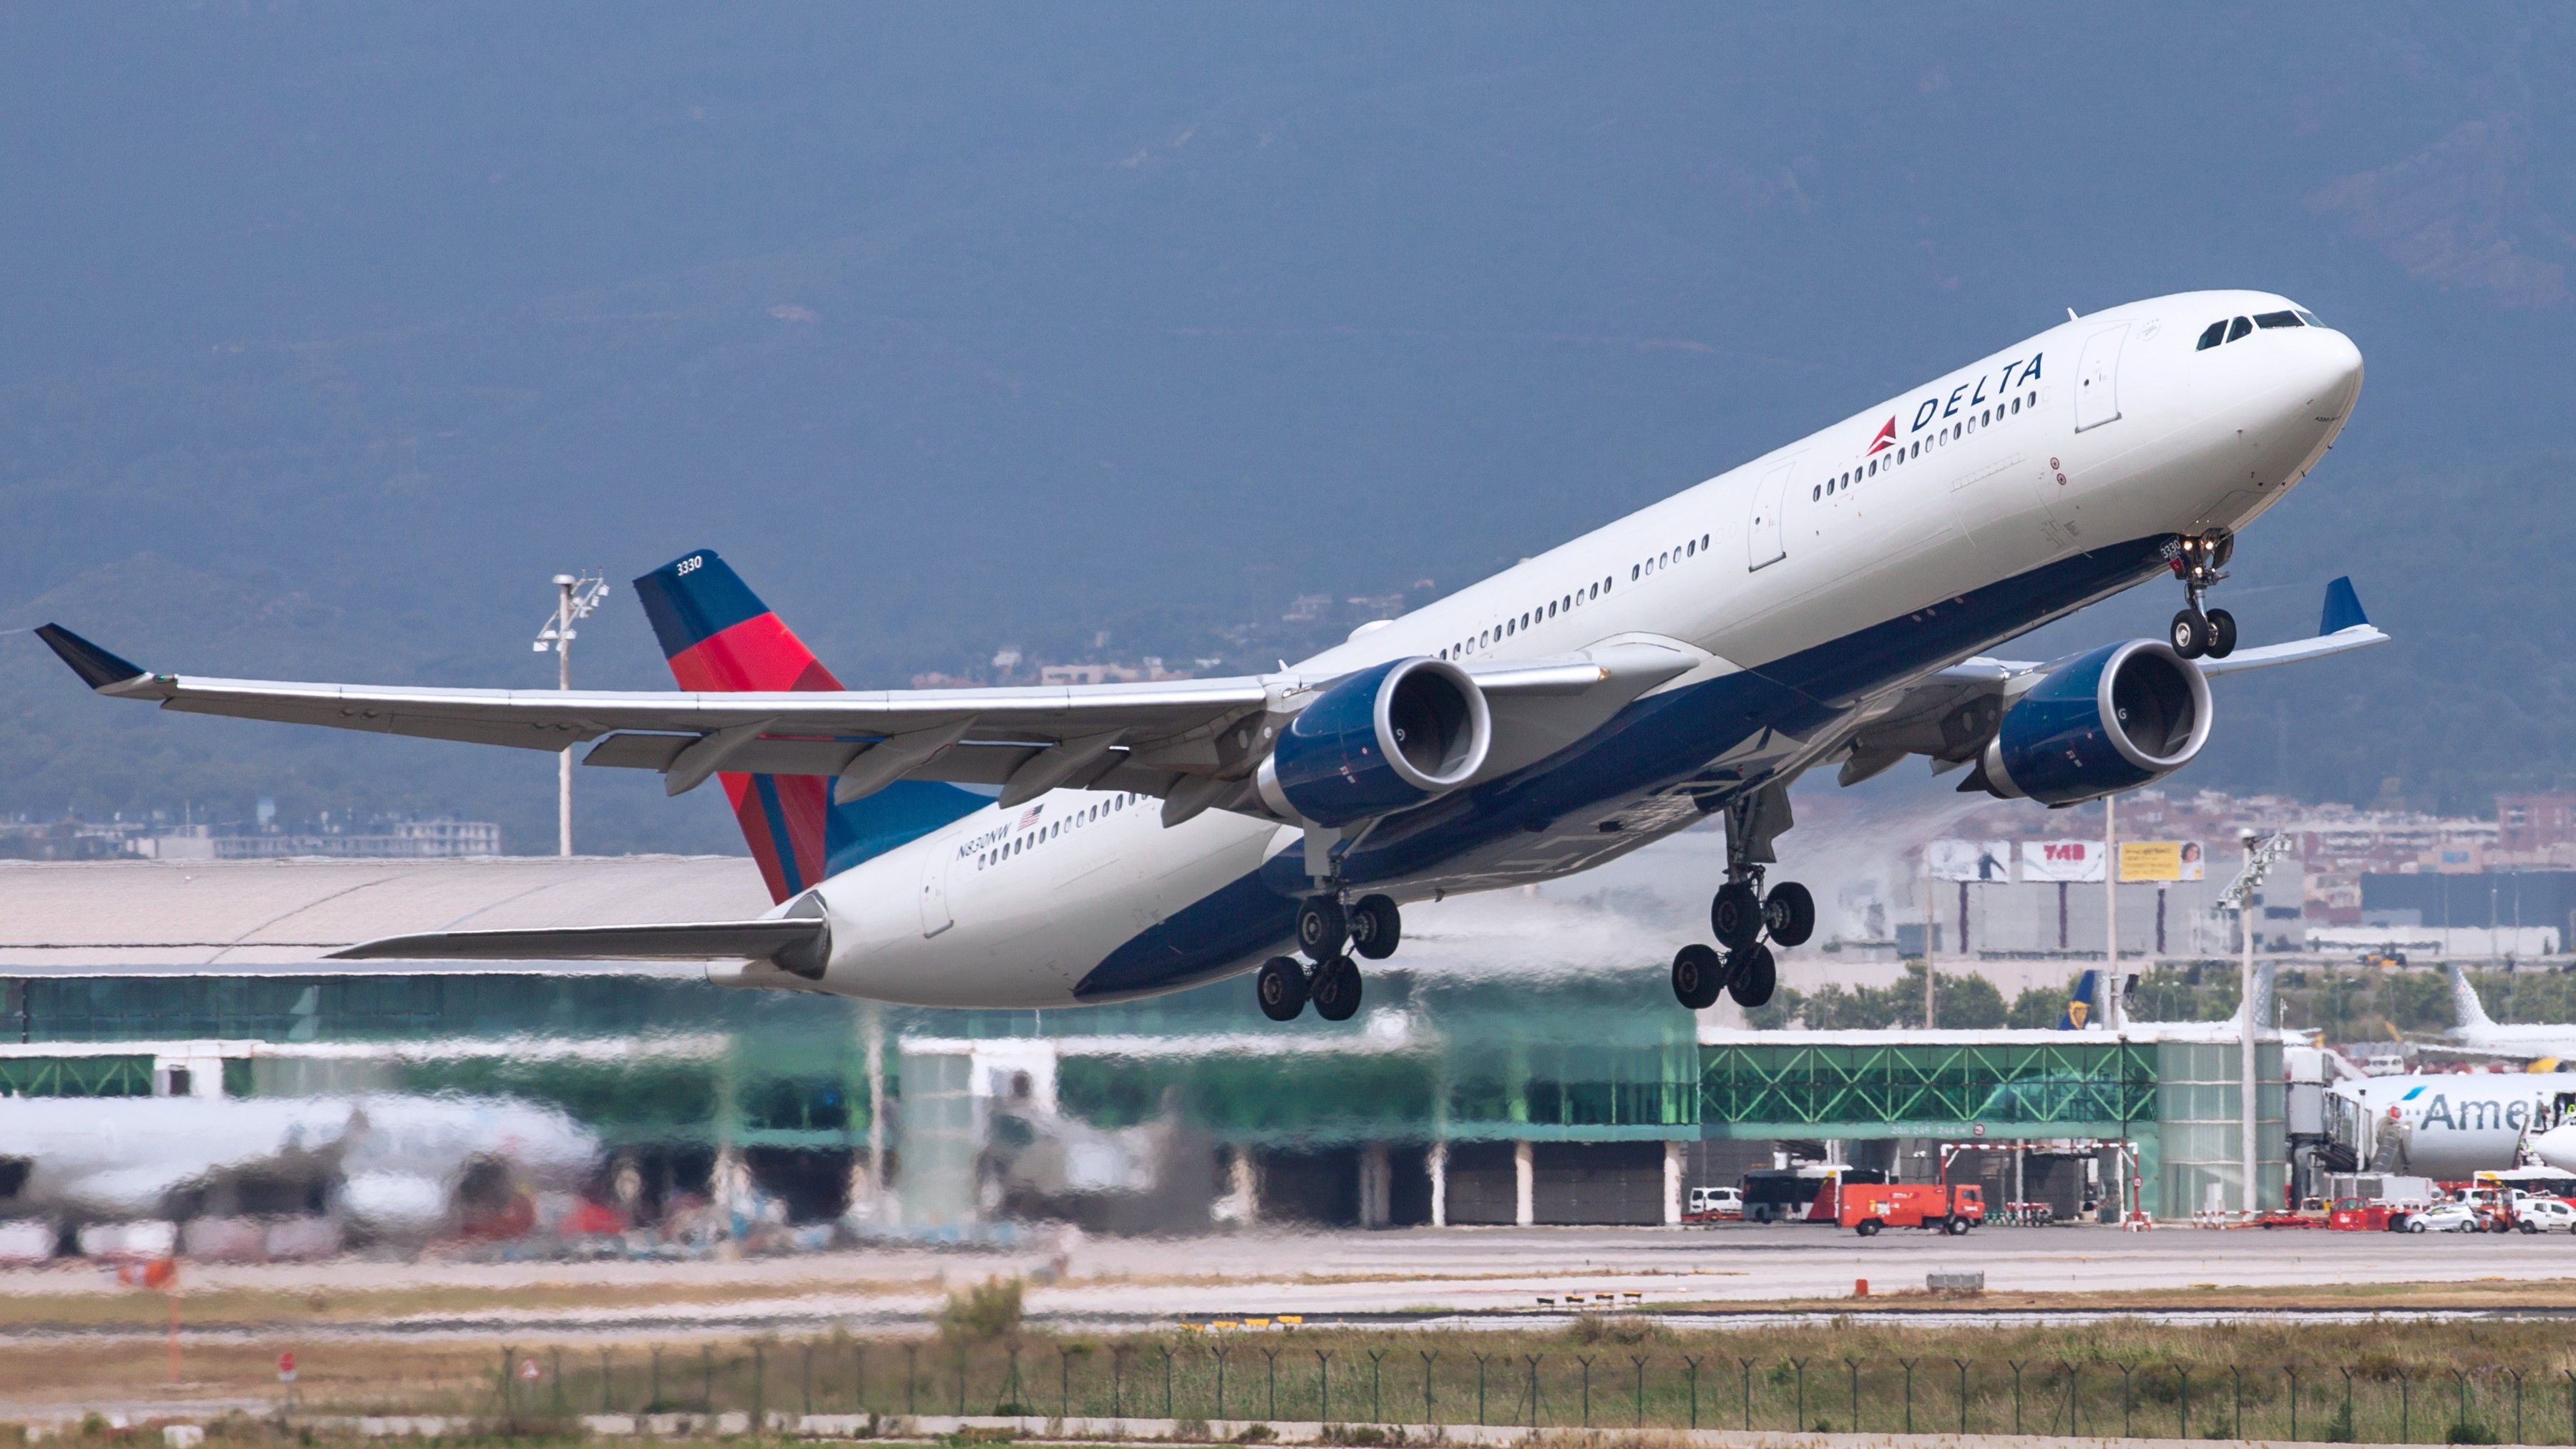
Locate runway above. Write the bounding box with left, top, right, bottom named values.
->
left=2, top=1223, right=2570, bottom=1342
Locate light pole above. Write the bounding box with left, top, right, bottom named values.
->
left=2104, top=793, right=2120, bottom=1029
left=533, top=572, right=611, bottom=857
left=2223, top=827, right=2294, bottom=1214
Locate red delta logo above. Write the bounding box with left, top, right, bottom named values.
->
left=1866, top=417, right=1897, bottom=455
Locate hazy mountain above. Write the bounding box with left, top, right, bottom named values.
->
left=4, top=5, right=2571, bottom=852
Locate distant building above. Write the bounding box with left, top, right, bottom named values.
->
left=2499, top=792, right=2576, bottom=859
left=1035, top=658, right=1191, bottom=686
left=0, top=817, right=147, bottom=862
left=192, top=819, right=502, bottom=860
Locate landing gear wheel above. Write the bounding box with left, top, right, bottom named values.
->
left=1348, top=894, right=1402, bottom=961
left=1712, top=881, right=1762, bottom=950
left=1295, top=897, right=1348, bottom=962
left=1762, top=882, right=1817, bottom=949
left=2169, top=609, right=2210, bottom=660
left=1671, top=944, right=1726, bottom=1010
left=1255, top=956, right=1309, bottom=1022
left=1726, top=942, right=1777, bottom=1009
left=1309, top=955, right=1363, bottom=1022
left=2204, top=608, right=2238, bottom=659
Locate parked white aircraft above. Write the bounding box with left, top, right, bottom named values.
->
left=41, top=291, right=2381, bottom=1019
left=2422, top=963, right=2576, bottom=1065
left=0, top=1095, right=597, bottom=1236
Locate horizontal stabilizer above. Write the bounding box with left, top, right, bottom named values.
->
left=328, top=919, right=829, bottom=979
left=2196, top=576, right=2386, bottom=678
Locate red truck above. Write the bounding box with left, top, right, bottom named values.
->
left=1838, top=1182, right=1984, bottom=1236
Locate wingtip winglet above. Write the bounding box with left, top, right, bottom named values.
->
left=33, top=625, right=148, bottom=691
left=2320, top=576, right=2368, bottom=635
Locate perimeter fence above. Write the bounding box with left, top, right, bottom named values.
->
left=475, top=1332, right=2567, bottom=1445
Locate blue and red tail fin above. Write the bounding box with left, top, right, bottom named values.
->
left=633, top=550, right=987, bottom=904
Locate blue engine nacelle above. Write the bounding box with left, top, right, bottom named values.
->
left=1255, top=657, right=1491, bottom=828
left=1978, top=639, right=2212, bottom=806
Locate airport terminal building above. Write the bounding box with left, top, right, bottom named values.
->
left=0, top=858, right=2285, bottom=1239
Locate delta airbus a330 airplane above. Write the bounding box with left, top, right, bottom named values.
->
left=41, top=290, right=2384, bottom=1021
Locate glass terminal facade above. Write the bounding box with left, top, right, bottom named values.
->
left=0, top=968, right=2280, bottom=1223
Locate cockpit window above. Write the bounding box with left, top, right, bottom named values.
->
left=2225, top=316, right=2253, bottom=343
left=2294, top=308, right=2324, bottom=327
left=2195, top=320, right=2227, bottom=351
left=2253, top=310, right=2303, bottom=329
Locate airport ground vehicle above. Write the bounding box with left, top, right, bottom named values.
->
left=2328, top=1197, right=2409, bottom=1231
left=1839, top=1182, right=1984, bottom=1236
left=2515, top=1196, right=2576, bottom=1233
left=1742, top=1166, right=1888, bottom=1224
left=2406, top=1201, right=2482, bottom=1234
left=1684, top=1186, right=1742, bottom=1221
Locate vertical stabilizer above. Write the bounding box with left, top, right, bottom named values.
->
left=2059, top=969, right=2102, bottom=1029
left=2449, top=962, right=2499, bottom=1033
left=2244, top=960, right=2278, bottom=1033
left=632, top=550, right=986, bottom=903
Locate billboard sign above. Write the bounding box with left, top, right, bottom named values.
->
left=2020, top=839, right=2107, bottom=882
left=1927, top=839, right=2013, bottom=882
left=2119, top=840, right=2207, bottom=882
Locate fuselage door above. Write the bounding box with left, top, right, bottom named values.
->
left=2074, top=323, right=2129, bottom=432
left=917, top=847, right=955, bottom=938
left=1747, top=459, right=1793, bottom=570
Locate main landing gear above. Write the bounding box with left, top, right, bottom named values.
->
left=1672, top=787, right=1813, bottom=1012
left=2165, top=530, right=2238, bottom=660
left=1262, top=892, right=1402, bottom=1023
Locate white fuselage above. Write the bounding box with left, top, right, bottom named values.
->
left=777, top=291, right=2363, bottom=1008
left=2335, top=1073, right=2576, bottom=1181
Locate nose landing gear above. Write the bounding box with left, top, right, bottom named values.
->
left=2165, top=531, right=2238, bottom=660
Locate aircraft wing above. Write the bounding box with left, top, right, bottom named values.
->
left=1828, top=575, right=2386, bottom=786
left=36, top=625, right=1691, bottom=821
left=327, top=918, right=831, bottom=975
left=2405, top=1040, right=2564, bottom=1065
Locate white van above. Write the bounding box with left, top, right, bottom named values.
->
left=2515, top=1196, right=2576, bottom=1234
left=1686, top=1186, right=1742, bottom=1221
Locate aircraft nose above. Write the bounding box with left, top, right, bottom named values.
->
left=2303, top=326, right=2364, bottom=423
left=2532, top=1123, right=2576, bottom=1174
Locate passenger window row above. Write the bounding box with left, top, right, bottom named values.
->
left=1629, top=532, right=1713, bottom=585
left=2196, top=308, right=2322, bottom=351
left=978, top=792, right=1141, bottom=869
left=1438, top=572, right=1620, bottom=661
left=1811, top=391, right=2041, bottom=502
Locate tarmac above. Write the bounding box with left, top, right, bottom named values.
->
left=2, top=1222, right=2570, bottom=1341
